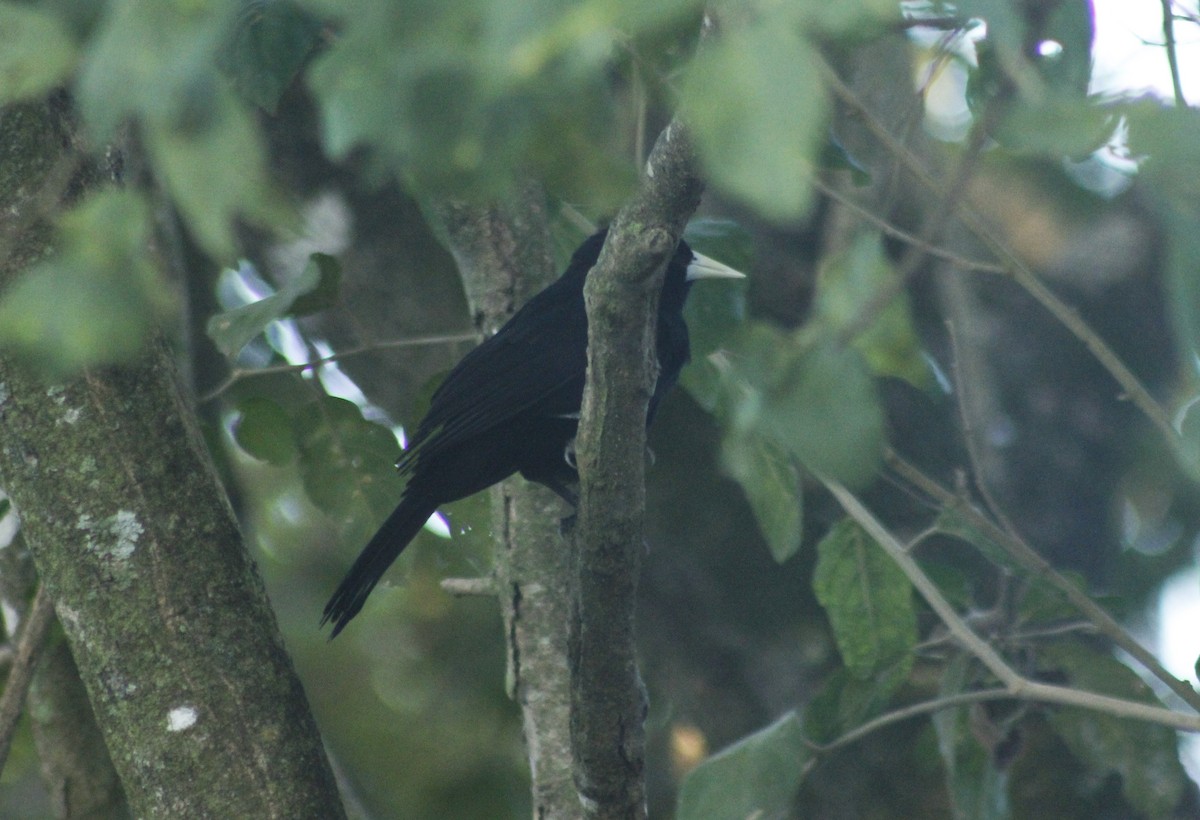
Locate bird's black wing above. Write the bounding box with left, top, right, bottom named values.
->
left=399, top=278, right=588, bottom=471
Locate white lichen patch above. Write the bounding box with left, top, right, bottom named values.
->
left=61, top=406, right=82, bottom=425
left=0, top=382, right=8, bottom=407
left=107, top=510, right=142, bottom=559
left=167, top=705, right=198, bottom=732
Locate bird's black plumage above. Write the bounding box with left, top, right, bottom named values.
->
left=322, top=229, right=742, bottom=635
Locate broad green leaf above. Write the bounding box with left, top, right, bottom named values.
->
left=219, top=0, right=323, bottom=112
left=813, top=519, right=916, bottom=679
left=993, top=95, right=1117, bottom=158
left=233, top=397, right=297, bottom=465
left=723, top=324, right=883, bottom=486
left=303, top=0, right=636, bottom=204
left=720, top=432, right=803, bottom=563
left=1040, top=643, right=1187, bottom=817
left=676, top=710, right=809, bottom=820
left=933, top=656, right=1011, bottom=820
left=1038, top=0, right=1096, bottom=96
left=683, top=15, right=826, bottom=222
left=1126, top=104, right=1200, bottom=475
left=207, top=253, right=342, bottom=356
left=288, top=253, right=342, bottom=316
left=0, top=189, right=171, bottom=377
left=293, top=395, right=403, bottom=523
left=804, top=658, right=913, bottom=743
left=814, top=232, right=929, bottom=387
left=0, top=497, right=10, bottom=521
left=143, top=84, right=289, bottom=260
left=77, top=0, right=287, bottom=258
left=76, top=0, right=238, bottom=138
left=799, top=0, right=900, bottom=37
left=0, top=3, right=77, bottom=103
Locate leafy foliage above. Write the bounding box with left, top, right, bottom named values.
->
left=2, top=0, right=1200, bottom=816
left=676, top=710, right=810, bottom=820
left=812, top=520, right=917, bottom=679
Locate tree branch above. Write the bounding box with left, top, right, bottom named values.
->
left=427, top=188, right=583, bottom=818
left=572, top=115, right=705, bottom=817
left=823, top=478, right=1200, bottom=734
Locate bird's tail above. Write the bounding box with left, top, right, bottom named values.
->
left=322, top=497, right=436, bottom=637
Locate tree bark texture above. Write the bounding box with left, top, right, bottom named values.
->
left=433, top=189, right=584, bottom=819
left=0, top=99, right=345, bottom=818
left=572, top=119, right=705, bottom=819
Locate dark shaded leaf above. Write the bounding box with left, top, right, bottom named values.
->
left=1040, top=643, right=1187, bottom=817
left=233, top=397, right=297, bottom=465
left=219, top=0, right=323, bottom=112
left=933, top=656, right=1011, bottom=820
left=677, top=710, right=809, bottom=820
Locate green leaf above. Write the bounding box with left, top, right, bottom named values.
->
left=814, top=232, right=929, bottom=387
left=293, top=395, right=403, bottom=523
left=720, top=432, right=803, bottom=563
left=932, top=656, right=1011, bottom=820
left=676, top=710, right=810, bottom=820
left=76, top=0, right=237, bottom=138
left=77, top=0, right=288, bottom=258
left=207, top=253, right=342, bottom=356
left=0, top=3, right=77, bottom=103
left=993, top=95, right=1118, bottom=158
left=1040, top=643, right=1187, bottom=817
left=683, top=15, right=826, bottom=222
left=0, top=497, right=10, bottom=522
left=143, top=83, right=289, bottom=260
left=233, top=397, right=297, bottom=465
left=804, top=658, right=913, bottom=743
left=0, top=189, right=171, bottom=377
left=219, top=0, right=323, bottom=112
left=812, top=519, right=916, bottom=679
left=288, top=253, right=342, bottom=316
left=304, top=0, right=638, bottom=205
left=723, top=324, right=884, bottom=486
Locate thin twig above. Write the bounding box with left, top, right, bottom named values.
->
left=440, top=577, right=497, bottom=597
left=809, top=689, right=1015, bottom=753
left=885, top=449, right=1200, bottom=714
left=810, top=176, right=1005, bottom=274
left=823, top=478, right=1200, bottom=733
left=823, top=60, right=1182, bottom=460
left=199, top=331, right=477, bottom=402
left=945, top=319, right=1020, bottom=534
left=824, top=58, right=995, bottom=348
left=1161, top=0, right=1187, bottom=107
left=0, top=585, right=57, bottom=774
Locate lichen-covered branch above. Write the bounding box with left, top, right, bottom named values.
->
left=571, top=119, right=704, bottom=818
left=0, top=99, right=344, bottom=818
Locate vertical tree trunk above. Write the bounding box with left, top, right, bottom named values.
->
left=0, top=99, right=345, bottom=818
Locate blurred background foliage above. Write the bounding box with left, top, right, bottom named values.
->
left=2, top=0, right=1200, bottom=817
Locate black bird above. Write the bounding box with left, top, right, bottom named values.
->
left=323, top=229, right=743, bottom=635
